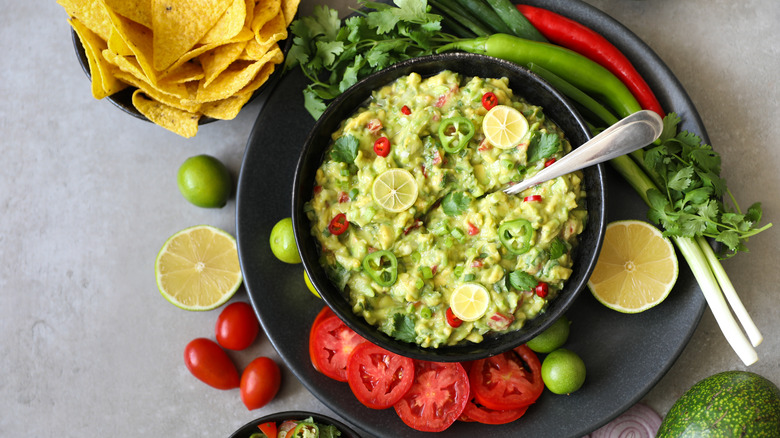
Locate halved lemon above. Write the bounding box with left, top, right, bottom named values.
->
left=155, top=225, right=243, bottom=311
left=587, top=220, right=678, bottom=313
left=450, top=283, right=490, bottom=321
left=372, top=168, right=418, bottom=212
left=482, top=104, right=529, bottom=149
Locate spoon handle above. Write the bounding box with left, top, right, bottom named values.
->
left=504, top=110, right=664, bottom=195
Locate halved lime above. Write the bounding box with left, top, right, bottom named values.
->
left=449, top=283, right=490, bottom=321
left=482, top=105, right=529, bottom=149
left=155, top=225, right=243, bottom=311
left=372, top=168, right=418, bottom=212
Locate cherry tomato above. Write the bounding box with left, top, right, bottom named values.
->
left=309, top=315, right=366, bottom=381
left=469, top=345, right=543, bottom=411
left=215, top=301, right=260, bottom=351
left=373, top=137, right=391, bottom=157
left=183, top=338, right=240, bottom=390
left=393, top=360, right=470, bottom=432
left=346, top=342, right=415, bottom=409
left=240, top=356, right=281, bottom=410
left=256, top=421, right=277, bottom=438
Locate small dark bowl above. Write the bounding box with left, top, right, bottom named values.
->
left=228, top=411, right=362, bottom=438
left=71, top=29, right=291, bottom=124
left=292, top=52, right=607, bottom=362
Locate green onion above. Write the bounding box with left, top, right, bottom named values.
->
left=420, top=266, right=434, bottom=279
left=463, top=273, right=475, bottom=282
left=420, top=307, right=433, bottom=319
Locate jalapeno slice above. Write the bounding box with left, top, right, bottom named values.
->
left=362, top=250, right=398, bottom=287
left=438, top=117, right=475, bottom=153
left=290, top=422, right=319, bottom=438
left=498, top=218, right=535, bottom=255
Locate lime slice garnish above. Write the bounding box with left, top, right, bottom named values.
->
left=155, top=225, right=243, bottom=311
left=450, top=283, right=490, bottom=321
left=482, top=105, right=529, bottom=149
left=587, top=220, right=678, bottom=313
left=372, top=168, right=418, bottom=212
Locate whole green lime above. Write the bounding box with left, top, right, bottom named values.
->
left=270, top=217, right=301, bottom=264
left=177, top=154, right=232, bottom=208
left=541, top=348, right=586, bottom=395
left=527, top=316, right=570, bottom=353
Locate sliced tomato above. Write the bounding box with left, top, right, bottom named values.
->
left=393, top=360, right=470, bottom=432
left=460, top=396, right=529, bottom=424
left=346, top=342, right=415, bottom=409
left=309, top=315, right=367, bottom=381
left=469, top=345, right=543, bottom=411
left=308, top=306, right=336, bottom=372
left=256, top=421, right=277, bottom=438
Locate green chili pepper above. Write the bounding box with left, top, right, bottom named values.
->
left=437, top=34, right=642, bottom=119
left=290, top=422, right=319, bottom=438
left=362, top=250, right=398, bottom=287
left=498, top=218, right=535, bottom=255
left=438, top=117, right=475, bottom=153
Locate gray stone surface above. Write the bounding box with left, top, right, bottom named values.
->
left=1, top=0, right=777, bottom=436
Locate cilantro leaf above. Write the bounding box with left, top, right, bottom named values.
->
left=508, top=270, right=536, bottom=291
left=330, top=135, right=360, bottom=163
left=526, top=132, right=560, bottom=163
left=442, top=191, right=471, bottom=216
left=549, top=237, right=567, bottom=259
left=389, top=313, right=417, bottom=343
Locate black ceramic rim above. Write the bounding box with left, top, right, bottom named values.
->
left=290, top=52, right=607, bottom=362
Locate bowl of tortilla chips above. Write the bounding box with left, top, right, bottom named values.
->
left=61, top=0, right=299, bottom=138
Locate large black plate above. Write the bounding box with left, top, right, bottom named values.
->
left=236, top=0, right=707, bottom=436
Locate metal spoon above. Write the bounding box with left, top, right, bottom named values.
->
left=503, top=110, right=664, bottom=195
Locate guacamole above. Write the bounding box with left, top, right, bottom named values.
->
left=305, top=71, right=587, bottom=348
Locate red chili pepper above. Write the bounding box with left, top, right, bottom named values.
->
left=467, top=222, right=480, bottom=236
left=401, top=105, right=411, bottom=115
left=535, top=282, right=549, bottom=298
left=328, top=213, right=349, bottom=235
left=516, top=4, right=664, bottom=117
left=481, top=92, right=498, bottom=110
left=524, top=195, right=542, bottom=202
left=446, top=308, right=462, bottom=328
left=367, top=118, right=383, bottom=133
left=373, top=137, right=391, bottom=157
left=338, top=191, right=349, bottom=203
left=544, top=157, right=556, bottom=167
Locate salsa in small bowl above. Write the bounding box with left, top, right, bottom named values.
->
left=229, top=411, right=362, bottom=438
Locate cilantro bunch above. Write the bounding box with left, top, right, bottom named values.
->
left=636, top=114, right=771, bottom=257
left=285, top=0, right=458, bottom=118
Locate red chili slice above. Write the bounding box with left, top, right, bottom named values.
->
left=328, top=213, right=349, bottom=235
left=467, top=222, right=480, bottom=236
left=524, top=195, right=542, bottom=202
left=535, top=282, right=549, bottom=298
left=469, top=345, right=544, bottom=411
left=481, top=92, right=498, bottom=110
left=346, top=342, right=415, bottom=409
left=446, top=308, right=462, bottom=328
left=401, top=105, right=411, bottom=115
left=373, top=137, right=391, bottom=157
left=544, top=157, right=556, bottom=167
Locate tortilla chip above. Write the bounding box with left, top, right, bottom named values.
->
left=151, top=0, right=232, bottom=71
left=199, top=90, right=254, bottom=120
left=244, top=0, right=255, bottom=27
left=107, top=27, right=134, bottom=56
left=200, top=0, right=246, bottom=45
left=201, top=40, right=249, bottom=88
left=58, top=0, right=113, bottom=41
left=116, top=71, right=201, bottom=112
left=159, top=27, right=253, bottom=78
left=253, top=12, right=287, bottom=53
left=196, top=45, right=282, bottom=102
left=250, top=0, right=281, bottom=35
left=280, top=0, right=300, bottom=26
left=102, top=0, right=152, bottom=28
left=103, top=6, right=158, bottom=84
left=70, top=18, right=127, bottom=98
left=132, top=90, right=200, bottom=138
left=160, top=62, right=204, bottom=84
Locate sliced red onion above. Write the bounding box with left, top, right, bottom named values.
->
left=588, top=403, right=662, bottom=438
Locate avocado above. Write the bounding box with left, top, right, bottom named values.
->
left=657, top=371, right=780, bottom=437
